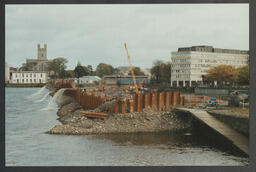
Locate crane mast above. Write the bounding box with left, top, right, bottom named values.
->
left=124, top=43, right=139, bottom=94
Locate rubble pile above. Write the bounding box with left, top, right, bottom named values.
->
left=47, top=99, right=191, bottom=135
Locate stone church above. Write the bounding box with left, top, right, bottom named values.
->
left=26, top=44, right=51, bottom=71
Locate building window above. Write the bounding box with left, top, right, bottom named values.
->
left=30, top=74, right=32, bottom=77
left=30, top=79, right=32, bottom=82
left=34, top=74, right=36, bottom=77
left=41, top=74, right=43, bottom=77
left=22, top=74, right=24, bottom=77
left=15, top=74, right=17, bottom=77
left=26, top=74, right=28, bottom=77
left=22, top=79, right=24, bottom=83
left=34, top=79, right=36, bottom=82
left=26, top=79, right=28, bottom=82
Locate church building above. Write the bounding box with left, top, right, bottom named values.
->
left=26, top=44, right=51, bottom=71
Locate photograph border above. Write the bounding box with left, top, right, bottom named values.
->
left=0, top=0, right=255, bottom=172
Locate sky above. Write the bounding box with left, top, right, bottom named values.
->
left=5, top=4, right=249, bottom=70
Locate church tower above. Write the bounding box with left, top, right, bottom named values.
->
left=37, top=44, right=47, bottom=60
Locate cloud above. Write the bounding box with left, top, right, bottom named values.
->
left=5, top=4, right=249, bottom=70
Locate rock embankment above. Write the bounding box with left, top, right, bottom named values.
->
left=47, top=98, right=191, bottom=135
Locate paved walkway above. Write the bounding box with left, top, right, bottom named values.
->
left=176, top=108, right=249, bottom=155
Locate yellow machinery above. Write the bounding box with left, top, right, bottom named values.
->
left=124, top=42, right=139, bottom=94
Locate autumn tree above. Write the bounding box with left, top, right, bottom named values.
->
left=206, top=65, right=237, bottom=86
left=237, top=65, right=249, bottom=85
left=96, top=63, right=114, bottom=77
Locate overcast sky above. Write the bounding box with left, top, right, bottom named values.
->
left=5, top=4, right=249, bottom=70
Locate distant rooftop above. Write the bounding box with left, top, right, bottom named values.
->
left=177, top=45, right=249, bottom=55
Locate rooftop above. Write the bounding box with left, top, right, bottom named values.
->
left=177, top=45, right=249, bottom=55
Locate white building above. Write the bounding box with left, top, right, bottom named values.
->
left=75, top=76, right=101, bottom=84
left=10, top=71, right=47, bottom=84
left=5, top=62, right=9, bottom=83
left=171, top=46, right=249, bottom=87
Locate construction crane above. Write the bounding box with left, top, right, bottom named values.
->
left=124, top=42, right=139, bottom=94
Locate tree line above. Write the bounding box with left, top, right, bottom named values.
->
left=45, top=57, right=146, bottom=79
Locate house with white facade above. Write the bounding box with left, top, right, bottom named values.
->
left=75, top=76, right=101, bottom=84
left=10, top=71, right=47, bottom=84
left=170, top=45, right=249, bottom=87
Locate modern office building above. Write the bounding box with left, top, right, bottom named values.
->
left=10, top=71, right=47, bottom=84
left=170, top=45, right=249, bottom=87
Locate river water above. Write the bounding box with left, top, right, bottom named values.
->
left=5, top=88, right=249, bottom=166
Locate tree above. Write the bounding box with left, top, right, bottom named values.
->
left=150, top=60, right=162, bottom=82
left=20, top=63, right=35, bottom=71
left=237, top=65, right=249, bottom=85
left=161, top=63, right=172, bottom=82
left=150, top=60, right=172, bottom=83
left=47, top=57, right=68, bottom=79
left=87, top=65, right=94, bottom=75
left=128, top=67, right=145, bottom=76
left=96, top=63, right=114, bottom=77
left=74, top=62, right=90, bottom=78
left=59, top=69, right=74, bottom=78
left=206, top=65, right=237, bottom=86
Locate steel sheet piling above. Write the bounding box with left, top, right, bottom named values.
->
left=144, top=93, right=150, bottom=109
left=173, top=91, right=180, bottom=106
left=129, top=99, right=135, bottom=113
left=114, top=97, right=119, bottom=114
left=151, top=92, right=157, bottom=111
left=121, top=101, right=126, bottom=114
left=137, top=94, right=143, bottom=112
left=158, top=92, right=164, bottom=111
left=165, top=92, right=171, bottom=109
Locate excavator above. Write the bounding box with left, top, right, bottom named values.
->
left=124, top=42, right=139, bottom=94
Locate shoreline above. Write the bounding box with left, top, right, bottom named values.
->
left=46, top=86, right=192, bottom=135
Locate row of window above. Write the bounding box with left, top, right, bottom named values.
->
left=13, top=79, right=43, bottom=83
left=172, top=64, right=190, bottom=68
left=172, top=59, right=248, bottom=65
left=13, top=73, right=44, bottom=78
